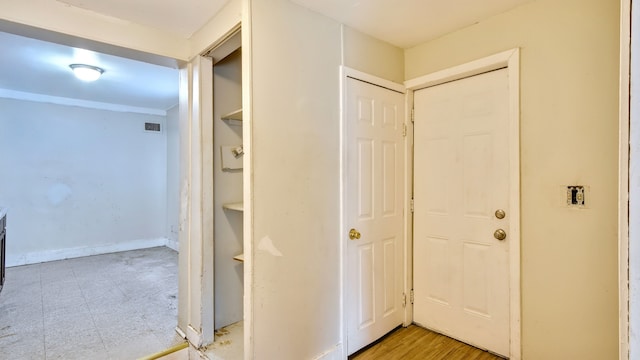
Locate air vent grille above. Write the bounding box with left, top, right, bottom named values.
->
left=145, top=122, right=161, bottom=132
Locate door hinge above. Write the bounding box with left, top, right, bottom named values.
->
left=402, top=293, right=407, bottom=308
left=410, top=198, right=414, bottom=213
left=410, top=289, right=415, bottom=304
left=411, top=108, right=415, bottom=123
left=402, top=123, right=407, bottom=137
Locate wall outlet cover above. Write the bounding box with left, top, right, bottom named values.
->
left=221, top=145, right=243, bottom=170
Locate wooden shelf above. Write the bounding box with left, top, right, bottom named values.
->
left=233, top=253, right=245, bottom=262
left=222, top=202, right=243, bottom=212
left=221, top=109, right=243, bottom=122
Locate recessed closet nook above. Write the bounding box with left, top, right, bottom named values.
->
left=204, top=29, right=245, bottom=356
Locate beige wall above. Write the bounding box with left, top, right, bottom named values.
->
left=406, top=0, right=620, bottom=358
left=250, top=0, right=343, bottom=358
left=188, top=0, right=241, bottom=58
left=342, top=25, right=404, bottom=83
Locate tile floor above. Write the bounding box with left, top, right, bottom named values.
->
left=0, top=247, right=183, bottom=360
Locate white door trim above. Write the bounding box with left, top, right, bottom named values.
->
left=339, top=66, right=409, bottom=358
left=177, top=55, right=215, bottom=348
left=620, top=0, right=631, bottom=359
left=177, top=19, right=253, bottom=357
left=404, top=48, right=521, bottom=359
left=241, top=1, right=254, bottom=358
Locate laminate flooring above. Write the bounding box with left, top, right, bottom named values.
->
left=0, top=247, right=182, bottom=360
left=350, top=325, right=504, bottom=360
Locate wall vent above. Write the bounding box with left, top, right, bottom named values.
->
left=144, top=122, right=161, bottom=132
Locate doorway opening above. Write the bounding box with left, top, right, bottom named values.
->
left=0, top=26, right=183, bottom=359
left=187, top=28, right=246, bottom=359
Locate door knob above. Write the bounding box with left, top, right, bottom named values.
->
left=494, top=229, right=507, bottom=241
left=495, top=209, right=506, bottom=219
left=349, top=228, right=361, bottom=240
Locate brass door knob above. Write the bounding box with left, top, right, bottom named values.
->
left=349, top=228, right=361, bottom=240
left=494, top=229, right=507, bottom=241
left=495, top=209, right=506, bottom=219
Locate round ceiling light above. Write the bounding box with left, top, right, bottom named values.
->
left=69, top=64, right=104, bottom=82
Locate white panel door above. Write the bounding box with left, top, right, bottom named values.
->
left=413, top=69, right=510, bottom=356
left=346, top=77, right=405, bottom=355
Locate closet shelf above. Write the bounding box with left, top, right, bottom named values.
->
left=222, top=202, right=244, bottom=212
left=233, top=253, right=245, bottom=262
left=221, top=109, right=243, bottom=122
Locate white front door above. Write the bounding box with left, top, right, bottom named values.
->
left=346, top=77, right=405, bottom=355
left=413, top=68, right=511, bottom=356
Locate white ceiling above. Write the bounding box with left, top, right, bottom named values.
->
left=58, top=0, right=229, bottom=38
left=0, top=0, right=536, bottom=112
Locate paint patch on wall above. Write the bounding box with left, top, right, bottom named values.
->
left=47, top=183, right=72, bottom=206
left=258, top=236, right=283, bottom=257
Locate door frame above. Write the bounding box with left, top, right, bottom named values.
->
left=404, top=48, right=521, bottom=359
left=620, top=0, right=630, bottom=359
left=177, top=18, right=253, bottom=355
left=339, top=66, right=411, bottom=357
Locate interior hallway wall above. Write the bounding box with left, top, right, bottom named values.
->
left=0, top=98, right=169, bottom=266
left=250, top=0, right=342, bottom=358
left=405, top=0, right=620, bottom=358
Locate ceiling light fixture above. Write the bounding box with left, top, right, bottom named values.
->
left=69, top=64, right=104, bottom=82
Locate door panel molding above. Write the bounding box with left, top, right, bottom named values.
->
left=404, top=48, right=521, bottom=360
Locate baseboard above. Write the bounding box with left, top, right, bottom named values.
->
left=313, top=344, right=344, bottom=360
left=165, top=238, right=179, bottom=252
left=7, top=237, right=169, bottom=267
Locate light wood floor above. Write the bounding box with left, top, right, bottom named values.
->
left=349, top=325, right=504, bottom=360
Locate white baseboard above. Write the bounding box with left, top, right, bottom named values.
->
left=165, top=237, right=179, bottom=252
left=7, top=237, right=171, bottom=267
left=313, top=344, right=344, bottom=360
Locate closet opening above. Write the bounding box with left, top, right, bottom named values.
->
left=203, top=29, right=245, bottom=358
